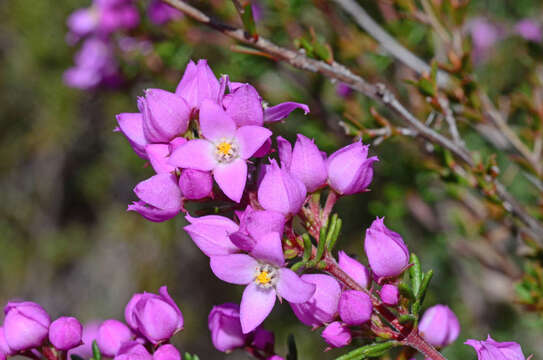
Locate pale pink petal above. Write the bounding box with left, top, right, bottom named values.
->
left=168, top=139, right=217, bottom=171
left=250, top=232, right=284, bottom=266
left=235, top=126, right=272, bottom=160
left=210, top=254, right=257, bottom=285
left=146, top=144, right=175, bottom=174
left=213, top=158, right=247, bottom=203
left=276, top=136, right=292, bottom=169
left=199, top=99, right=236, bottom=141
left=116, top=113, right=148, bottom=159
left=263, top=102, right=310, bottom=123
left=276, top=269, right=316, bottom=303
left=240, top=283, right=276, bottom=334
left=133, top=173, right=182, bottom=210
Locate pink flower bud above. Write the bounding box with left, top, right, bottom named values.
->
left=338, top=251, right=371, bottom=288
left=179, top=169, right=213, bottom=200
left=380, top=285, right=399, bottom=306
left=465, top=335, right=526, bottom=360
left=3, top=301, right=51, bottom=351
left=68, top=321, right=100, bottom=359
left=290, top=274, right=341, bottom=326
left=49, top=317, right=83, bottom=351
left=252, top=327, right=274, bottom=353
left=419, top=305, right=460, bottom=348
left=338, top=290, right=372, bottom=326
left=290, top=134, right=327, bottom=192
left=114, top=341, right=152, bottom=360
left=326, top=141, right=378, bottom=195
left=138, top=89, right=190, bottom=143
left=152, top=344, right=180, bottom=360
left=321, top=322, right=351, bottom=348
left=96, top=320, right=133, bottom=357
left=364, top=218, right=409, bottom=278
left=175, top=60, right=220, bottom=110
left=208, top=303, right=248, bottom=353
left=0, top=327, right=13, bottom=357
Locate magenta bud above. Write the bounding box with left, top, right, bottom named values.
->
left=465, top=335, right=526, bottom=360
left=208, top=303, right=248, bottom=353
left=290, top=274, right=341, bottom=326
left=257, top=160, right=307, bottom=215
left=290, top=134, right=327, bottom=192
left=138, top=89, right=190, bottom=143
left=179, top=169, right=213, bottom=200
left=364, top=217, right=409, bottom=278
left=3, top=301, right=51, bottom=351
left=338, top=251, right=371, bottom=288
left=49, top=317, right=83, bottom=351
left=379, top=285, right=399, bottom=306
left=419, top=305, right=460, bottom=348
left=338, top=290, right=372, bottom=326
left=175, top=60, right=220, bottom=110
left=96, top=319, right=133, bottom=357
left=326, top=141, right=378, bottom=195
left=225, top=84, right=264, bottom=127
left=114, top=341, right=152, bottom=360
left=321, top=322, right=352, bottom=348
left=0, top=327, right=13, bottom=357
left=252, top=327, right=274, bottom=353
left=152, top=344, right=180, bottom=360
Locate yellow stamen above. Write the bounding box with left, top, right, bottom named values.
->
left=217, top=142, right=232, bottom=155
left=256, top=271, right=272, bottom=285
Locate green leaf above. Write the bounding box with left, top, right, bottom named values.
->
left=398, top=282, right=414, bottom=300
left=398, top=314, right=416, bottom=324
left=417, top=270, right=433, bottom=305
left=302, top=233, right=312, bottom=262
left=334, top=341, right=396, bottom=360
left=287, top=334, right=297, bottom=360
left=327, top=218, right=342, bottom=250
left=92, top=341, right=101, bottom=360
left=240, top=3, right=257, bottom=38
left=291, top=260, right=305, bottom=272
left=409, top=253, right=422, bottom=296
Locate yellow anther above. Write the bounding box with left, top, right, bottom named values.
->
left=217, top=142, right=232, bottom=155
left=256, top=271, right=272, bottom=285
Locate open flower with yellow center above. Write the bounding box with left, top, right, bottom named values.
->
left=209, top=232, right=316, bottom=334
left=169, top=99, right=271, bottom=202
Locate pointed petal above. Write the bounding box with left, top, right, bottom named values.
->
left=127, top=201, right=179, bottom=222
left=146, top=144, right=175, bottom=174
left=168, top=139, right=217, bottom=171
left=236, top=126, right=272, bottom=160
left=226, top=84, right=264, bottom=127
left=199, top=100, right=236, bottom=141
left=276, top=269, right=316, bottom=303
left=240, top=283, right=276, bottom=333
left=185, top=214, right=239, bottom=232
left=213, top=158, right=247, bottom=203
left=116, top=113, right=148, bottom=159
left=210, top=254, right=257, bottom=284
left=264, top=102, right=309, bottom=123
left=276, top=136, right=292, bottom=169
left=133, top=173, right=182, bottom=210
left=184, top=223, right=240, bottom=256
left=250, top=232, right=284, bottom=266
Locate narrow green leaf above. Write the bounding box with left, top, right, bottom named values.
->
left=325, top=214, right=338, bottom=246
left=398, top=314, right=416, bottom=324
left=92, top=341, right=101, bottom=360
left=291, top=261, right=305, bottom=272
left=286, top=334, right=297, bottom=360
left=334, top=341, right=396, bottom=360
left=398, top=282, right=414, bottom=300
left=328, top=218, right=342, bottom=250
left=240, top=3, right=257, bottom=38
left=302, top=233, right=312, bottom=262
left=409, top=253, right=422, bottom=297
left=418, top=270, right=433, bottom=305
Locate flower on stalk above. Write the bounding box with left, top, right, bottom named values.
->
left=209, top=232, right=316, bottom=333
left=321, top=322, right=352, bottom=348
left=175, top=60, right=221, bottom=111
left=96, top=319, right=133, bottom=357
left=208, top=303, right=248, bottom=353
left=364, top=217, right=409, bottom=279
left=49, top=317, right=83, bottom=351
left=419, top=305, right=460, bottom=348
left=128, top=173, right=183, bottom=222
left=3, top=301, right=51, bottom=351
left=338, top=251, right=371, bottom=288
left=465, top=335, right=527, bottom=360
left=379, top=284, right=399, bottom=306
left=290, top=274, right=341, bottom=327
left=178, top=169, right=213, bottom=200
left=184, top=214, right=240, bottom=256
left=338, top=290, right=372, bottom=326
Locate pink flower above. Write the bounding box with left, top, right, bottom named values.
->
left=128, top=173, right=183, bottom=222
left=184, top=214, right=240, bottom=256
left=419, top=305, right=460, bottom=348
left=3, top=301, right=51, bottom=351
left=175, top=60, right=221, bottom=111
left=321, top=322, right=351, bottom=348
left=290, top=274, right=341, bottom=326
left=338, top=251, right=371, bottom=288
left=465, top=335, right=526, bottom=360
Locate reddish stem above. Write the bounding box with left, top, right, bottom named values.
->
left=322, top=191, right=338, bottom=222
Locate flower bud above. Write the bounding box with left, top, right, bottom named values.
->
left=138, top=89, right=190, bottom=143
left=3, top=301, right=51, bottom=351
left=0, top=327, right=13, bottom=358
left=380, top=285, right=399, bottom=306
left=208, top=303, right=247, bottom=353
left=252, top=327, right=274, bottom=353
left=114, top=341, right=152, bottom=360
left=124, top=286, right=183, bottom=344
left=175, top=60, right=220, bottom=110
left=419, top=305, right=460, bottom=348
left=465, top=335, right=526, bottom=360
left=49, top=317, right=83, bottom=351
left=326, top=141, right=378, bottom=195
left=96, top=319, right=133, bottom=357
left=257, top=160, right=307, bottom=215
left=364, top=218, right=409, bottom=278
left=338, top=290, right=372, bottom=326
left=153, top=344, right=181, bottom=360
left=290, top=274, right=341, bottom=327
left=338, top=251, right=371, bottom=288
left=321, top=322, right=351, bottom=348
left=179, top=169, right=213, bottom=200
left=290, top=134, right=327, bottom=192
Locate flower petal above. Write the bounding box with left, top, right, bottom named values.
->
left=250, top=232, right=284, bottom=266
left=127, top=201, right=179, bottom=222
left=276, top=268, right=315, bottom=303
left=116, top=113, right=148, bottom=159
left=240, top=283, right=276, bottom=334
left=146, top=144, right=175, bottom=174
left=225, top=84, right=264, bottom=127
left=276, top=136, right=292, bottom=169
left=184, top=223, right=240, bottom=256
left=236, top=126, right=272, bottom=160
left=213, top=158, right=247, bottom=203
left=263, top=102, right=309, bottom=123
left=210, top=254, right=257, bottom=285
left=168, top=139, right=216, bottom=171
left=133, top=173, right=182, bottom=210
left=185, top=214, right=239, bottom=232
left=199, top=99, right=236, bottom=141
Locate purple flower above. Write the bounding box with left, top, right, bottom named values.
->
left=252, top=327, right=274, bottom=353
left=224, top=84, right=264, bottom=127
left=114, top=341, right=152, bottom=360
left=69, top=321, right=100, bottom=359
left=419, top=305, right=460, bottom=348
left=229, top=206, right=285, bottom=252
left=326, top=141, right=378, bottom=195
left=148, top=0, right=183, bottom=25
left=338, top=290, right=372, bottom=326
left=263, top=102, right=310, bottom=123
left=364, top=217, right=409, bottom=279
left=515, top=19, right=542, bottom=42
left=96, top=319, right=133, bottom=357
left=99, top=3, right=139, bottom=35
left=379, top=284, right=399, bottom=306
left=184, top=214, right=240, bottom=256
left=0, top=327, right=13, bottom=358
left=66, top=8, right=99, bottom=39
left=208, top=303, right=248, bottom=353
left=124, top=286, right=183, bottom=344
left=179, top=169, right=213, bottom=200
left=209, top=232, right=316, bottom=333
left=257, top=159, right=307, bottom=215
left=338, top=251, right=371, bottom=288
left=321, top=322, right=351, bottom=348
left=153, top=345, right=180, bottom=360
left=465, top=335, right=526, bottom=360
left=49, top=317, right=83, bottom=351
left=3, top=301, right=51, bottom=351
left=287, top=135, right=327, bottom=192
left=128, top=173, right=183, bottom=222
left=336, top=83, right=353, bottom=98
left=169, top=99, right=271, bottom=202
left=175, top=60, right=221, bottom=111
left=290, top=274, right=341, bottom=327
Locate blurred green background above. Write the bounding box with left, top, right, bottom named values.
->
left=1, top=0, right=543, bottom=359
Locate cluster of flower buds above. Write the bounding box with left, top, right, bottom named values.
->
left=64, top=0, right=181, bottom=89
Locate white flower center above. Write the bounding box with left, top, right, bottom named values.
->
left=254, top=263, right=279, bottom=289
left=214, top=138, right=239, bottom=163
